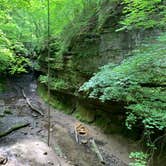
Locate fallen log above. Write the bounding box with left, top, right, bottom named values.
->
left=0, top=122, right=30, bottom=138
left=22, top=89, right=44, bottom=116
left=90, top=138, right=105, bottom=165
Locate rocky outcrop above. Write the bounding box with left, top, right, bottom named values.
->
left=37, top=1, right=162, bottom=134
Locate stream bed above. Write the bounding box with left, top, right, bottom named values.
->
left=0, top=74, right=137, bottom=166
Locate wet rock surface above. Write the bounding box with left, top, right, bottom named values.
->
left=0, top=139, right=69, bottom=166
left=0, top=74, right=135, bottom=166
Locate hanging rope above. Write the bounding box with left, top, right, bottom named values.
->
left=47, top=0, right=51, bottom=146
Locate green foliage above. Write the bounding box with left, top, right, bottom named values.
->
left=80, top=33, right=166, bottom=133
left=129, top=152, right=148, bottom=166
left=0, top=1, right=32, bottom=75
left=0, top=32, right=30, bottom=74
left=38, top=75, right=49, bottom=84
left=0, top=30, right=11, bottom=47
left=0, top=48, right=13, bottom=73
left=11, top=42, right=28, bottom=55
left=39, top=75, right=71, bottom=91
left=56, top=0, right=100, bottom=55
left=37, top=84, right=72, bottom=114
left=0, top=48, right=30, bottom=75
left=0, top=78, right=6, bottom=93
left=9, top=56, right=31, bottom=75
left=118, top=0, right=166, bottom=30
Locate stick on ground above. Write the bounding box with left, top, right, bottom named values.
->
left=90, top=138, right=105, bottom=164
left=22, top=89, right=44, bottom=116
left=0, top=122, right=30, bottom=138
left=74, top=125, right=79, bottom=143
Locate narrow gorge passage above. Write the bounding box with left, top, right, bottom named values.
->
left=0, top=74, right=136, bottom=166
left=0, top=1, right=165, bottom=165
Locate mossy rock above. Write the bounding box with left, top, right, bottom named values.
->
left=74, top=105, right=95, bottom=123
left=4, top=109, right=12, bottom=115
left=37, top=84, right=73, bottom=114
left=0, top=113, right=5, bottom=118
left=0, top=78, right=6, bottom=93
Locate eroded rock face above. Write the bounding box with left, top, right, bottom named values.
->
left=0, top=139, right=69, bottom=166
left=38, top=2, right=158, bottom=98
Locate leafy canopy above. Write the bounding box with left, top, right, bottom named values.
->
left=118, top=0, right=166, bottom=30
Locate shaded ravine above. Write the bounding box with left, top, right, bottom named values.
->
left=0, top=73, right=137, bottom=166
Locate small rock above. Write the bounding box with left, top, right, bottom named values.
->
left=67, top=161, right=72, bottom=164
left=37, top=129, right=42, bottom=133
left=81, top=139, right=88, bottom=144
left=14, top=153, right=19, bottom=157
left=32, top=113, right=38, bottom=117
left=0, top=100, right=5, bottom=106
left=0, top=156, right=8, bottom=165
left=43, top=152, right=48, bottom=155
left=0, top=113, right=4, bottom=117
left=48, top=161, right=54, bottom=165
left=50, top=128, right=53, bottom=132
left=41, top=135, right=45, bottom=138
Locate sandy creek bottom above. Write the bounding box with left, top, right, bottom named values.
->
left=0, top=74, right=138, bottom=166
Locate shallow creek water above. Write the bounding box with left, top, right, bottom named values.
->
left=0, top=74, right=138, bottom=166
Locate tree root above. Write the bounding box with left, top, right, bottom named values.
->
left=0, top=122, right=30, bottom=138
left=22, top=89, right=44, bottom=116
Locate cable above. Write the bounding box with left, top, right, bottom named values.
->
left=47, top=0, right=51, bottom=146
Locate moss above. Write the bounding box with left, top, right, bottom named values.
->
left=38, top=82, right=137, bottom=137
left=94, top=111, right=124, bottom=134
left=37, top=83, right=73, bottom=114
left=0, top=78, right=6, bottom=93
left=95, top=117, right=112, bottom=133
left=38, top=83, right=125, bottom=132
left=73, top=105, right=95, bottom=123
left=37, top=83, right=129, bottom=135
